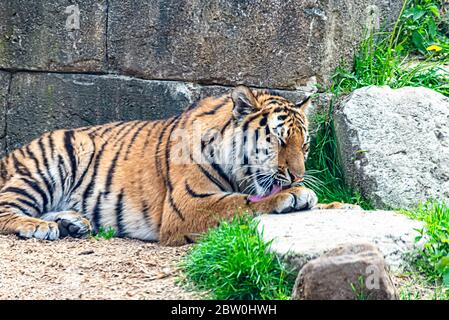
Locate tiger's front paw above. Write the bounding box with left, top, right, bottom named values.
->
left=16, top=219, right=60, bottom=240
left=271, top=186, right=318, bottom=214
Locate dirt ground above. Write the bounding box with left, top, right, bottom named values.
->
left=0, top=235, right=203, bottom=300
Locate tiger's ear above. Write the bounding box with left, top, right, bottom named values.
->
left=295, top=96, right=312, bottom=111
left=231, top=85, right=258, bottom=120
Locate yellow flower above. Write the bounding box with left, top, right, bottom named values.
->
left=427, top=44, right=443, bottom=52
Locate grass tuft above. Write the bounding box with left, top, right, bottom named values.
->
left=331, top=0, right=449, bottom=96
left=93, top=226, right=116, bottom=240
left=179, top=214, right=296, bottom=300
left=402, top=200, right=449, bottom=285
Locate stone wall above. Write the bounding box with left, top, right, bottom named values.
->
left=0, top=0, right=402, bottom=155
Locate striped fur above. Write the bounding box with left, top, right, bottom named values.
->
left=0, top=85, right=358, bottom=245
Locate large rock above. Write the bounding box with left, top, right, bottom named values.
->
left=4, top=72, right=309, bottom=155
left=292, top=243, right=398, bottom=300
left=6, top=73, right=197, bottom=153
left=0, top=72, right=9, bottom=154
left=0, top=0, right=106, bottom=72
left=334, top=86, right=449, bottom=209
left=108, top=0, right=402, bottom=88
left=257, top=209, right=423, bottom=272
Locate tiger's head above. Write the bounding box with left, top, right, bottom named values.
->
left=227, top=86, right=312, bottom=201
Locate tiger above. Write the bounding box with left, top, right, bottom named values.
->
left=0, top=85, right=358, bottom=246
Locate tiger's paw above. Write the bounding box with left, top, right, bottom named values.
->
left=271, top=186, right=318, bottom=214
left=16, top=220, right=60, bottom=240
left=57, top=216, right=92, bottom=238
left=313, top=202, right=362, bottom=210
left=42, top=211, right=92, bottom=238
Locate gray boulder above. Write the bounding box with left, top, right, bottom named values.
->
left=257, top=209, right=424, bottom=272
left=292, top=243, right=398, bottom=300
left=334, top=86, right=449, bottom=209
left=0, top=72, right=9, bottom=154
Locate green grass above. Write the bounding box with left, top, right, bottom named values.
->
left=402, top=200, right=449, bottom=285
left=397, top=271, right=449, bottom=300
left=179, top=214, right=296, bottom=300
left=93, top=226, right=116, bottom=240
left=332, top=0, right=449, bottom=96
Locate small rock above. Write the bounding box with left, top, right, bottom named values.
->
left=292, top=243, right=398, bottom=300
left=78, top=250, right=95, bottom=255
left=257, top=209, right=423, bottom=272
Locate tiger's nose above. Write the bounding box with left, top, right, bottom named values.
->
left=288, top=170, right=303, bottom=183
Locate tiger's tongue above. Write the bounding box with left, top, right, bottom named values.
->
left=248, top=184, right=282, bottom=203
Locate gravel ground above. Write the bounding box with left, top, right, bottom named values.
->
left=0, top=235, right=203, bottom=300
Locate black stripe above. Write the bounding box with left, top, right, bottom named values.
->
left=81, top=142, right=108, bottom=215
left=168, top=194, right=185, bottom=221
left=48, top=132, right=55, bottom=159
left=142, top=121, right=158, bottom=152
left=210, top=162, right=233, bottom=190
left=0, top=201, right=31, bottom=215
left=277, top=115, right=288, bottom=121
left=25, top=146, right=51, bottom=210
left=18, top=177, right=47, bottom=211
left=91, top=192, right=103, bottom=232
left=155, top=117, right=177, bottom=179
left=3, top=186, right=38, bottom=204
left=215, top=193, right=233, bottom=203
left=11, top=153, right=31, bottom=176
left=141, top=201, right=151, bottom=222
left=124, top=121, right=149, bottom=160
left=242, top=112, right=267, bottom=131
left=289, top=193, right=297, bottom=210
left=196, top=101, right=226, bottom=117
left=242, top=114, right=258, bottom=131
left=185, top=102, right=198, bottom=111
left=56, top=155, right=66, bottom=194
left=18, top=148, right=25, bottom=158
left=99, top=121, right=126, bottom=139
left=220, top=117, right=233, bottom=135
left=63, top=131, right=77, bottom=183
left=0, top=159, right=7, bottom=180
left=164, top=117, right=182, bottom=192
left=86, top=124, right=111, bottom=137
left=195, top=163, right=227, bottom=192
left=259, top=114, right=268, bottom=126
left=254, top=129, right=259, bottom=155
left=114, top=121, right=137, bottom=144
left=16, top=198, right=41, bottom=214
left=37, top=137, right=56, bottom=196
left=185, top=181, right=214, bottom=198
left=105, top=141, right=126, bottom=194
left=115, top=190, right=126, bottom=237
left=71, top=147, right=95, bottom=193
left=164, top=116, right=185, bottom=221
